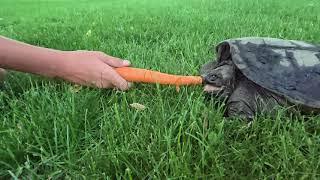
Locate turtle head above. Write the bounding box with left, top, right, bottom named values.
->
left=201, top=60, right=235, bottom=97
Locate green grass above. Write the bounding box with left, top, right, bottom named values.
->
left=1, top=0, right=320, bottom=178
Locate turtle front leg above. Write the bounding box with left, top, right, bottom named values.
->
left=226, top=77, right=282, bottom=120
left=226, top=80, right=257, bottom=120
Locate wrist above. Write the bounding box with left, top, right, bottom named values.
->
left=50, top=50, right=71, bottom=79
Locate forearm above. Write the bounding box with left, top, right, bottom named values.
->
left=0, top=36, right=64, bottom=77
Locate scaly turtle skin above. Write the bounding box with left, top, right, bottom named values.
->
left=201, top=37, right=320, bottom=119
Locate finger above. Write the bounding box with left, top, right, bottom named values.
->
left=94, top=80, right=114, bottom=89
left=111, top=75, right=130, bottom=90
left=95, top=52, right=131, bottom=68
left=102, top=66, right=131, bottom=90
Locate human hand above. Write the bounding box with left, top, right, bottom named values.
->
left=59, top=50, right=131, bottom=90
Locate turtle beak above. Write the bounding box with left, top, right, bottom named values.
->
left=202, top=74, right=223, bottom=94
left=203, top=84, right=222, bottom=93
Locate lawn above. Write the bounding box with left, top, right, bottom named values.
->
left=1, top=0, right=320, bottom=178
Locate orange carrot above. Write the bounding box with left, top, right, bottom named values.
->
left=115, top=67, right=203, bottom=86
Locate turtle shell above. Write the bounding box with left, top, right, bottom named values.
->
left=215, top=37, right=320, bottom=110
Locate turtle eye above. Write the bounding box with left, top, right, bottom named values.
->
left=205, top=73, right=220, bottom=84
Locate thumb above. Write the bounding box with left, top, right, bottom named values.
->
left=97, top=52, right=131, bottom=67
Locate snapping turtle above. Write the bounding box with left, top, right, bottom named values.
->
left=201, top=37, right=320, bottom=119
